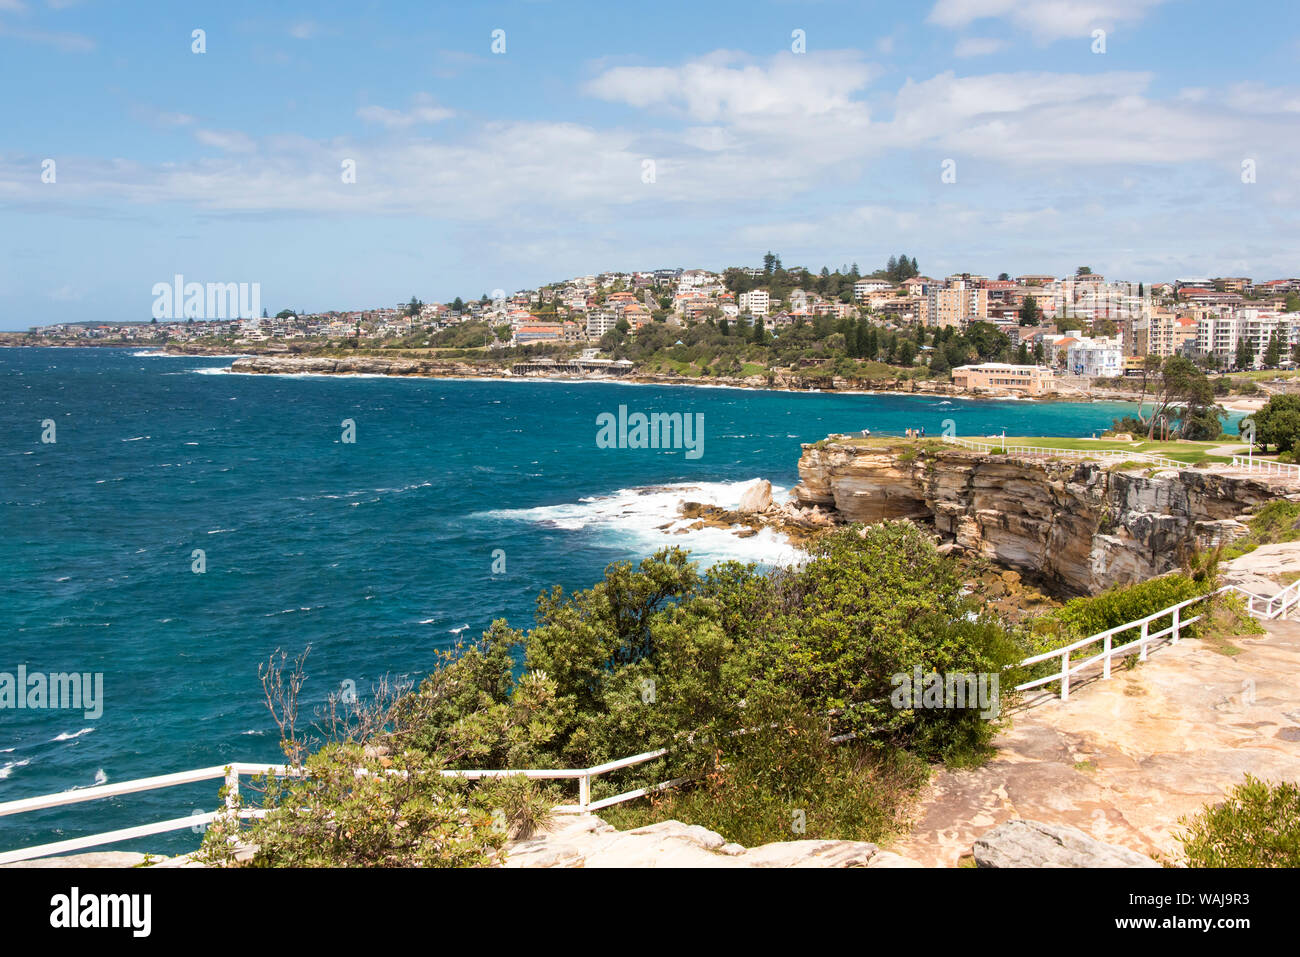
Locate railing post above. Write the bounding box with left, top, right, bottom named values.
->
left=1171, top=606, right=1181, bottom=643
left=1061, top=650, right=1070, bottom=701
left=1103, top=633, right=1112, bottom=679
left=1139, top=620, right=1149, bottom=661
left=579, top=773, right=591, bottom=812
left=224, top=766, right=239, bottom=811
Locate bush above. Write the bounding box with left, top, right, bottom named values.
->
left=200, top=744, right=514, bottom=868
left=1179, top=776, right=1300, bottom=867
left=217, top=524, right=1030, bottom=859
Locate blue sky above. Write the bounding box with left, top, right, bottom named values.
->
left=2, top=0, right=1298, bottom=328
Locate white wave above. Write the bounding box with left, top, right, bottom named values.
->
left=478, top=479, right=805, bottom=567
left=52, top=727, right=94, bottom=742
left=121, top=435, right=149, bottom=442
left=67, top=769, right=108, bottom=790
left=0, top=758, right=31, bottom=780
left=190, top=367, right=230, bottom=375
left=449, top=624, right=470, bottom=634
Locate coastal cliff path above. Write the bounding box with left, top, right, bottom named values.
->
left=889, top=618, right=1300, bottom=867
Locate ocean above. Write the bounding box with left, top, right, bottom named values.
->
left=0, top=346, right=1139, bottom=855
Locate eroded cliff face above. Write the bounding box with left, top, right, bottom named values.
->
left=793, top=440, right=1290, bottom=595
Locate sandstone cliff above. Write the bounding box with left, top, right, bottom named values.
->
left=793, top=439, right=1293, bottom=595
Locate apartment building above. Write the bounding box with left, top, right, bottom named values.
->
left=738, top=289, right=770, bottom=318
left=926, top=278, right=987, bottom=328
left=853, top=278, right=893, bottom=300
left=1066, top=337, right=1124, bottom=377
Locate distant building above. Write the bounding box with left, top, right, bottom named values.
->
left=951, top=363, right=1054, bottom=395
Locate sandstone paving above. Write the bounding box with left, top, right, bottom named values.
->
left=889, top=619, right=1300, bottom=867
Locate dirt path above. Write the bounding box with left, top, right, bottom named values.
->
left=889, top=620, right=1300, bottom=867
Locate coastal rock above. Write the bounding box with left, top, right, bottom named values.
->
left=503, top=814, right=922, bottom=868
left=230, top=355, right=496, bottom=378
left=793, top=439, right=1294, bottom=595
left=972, top=820, right=1161, bottom=868
left=737, top=479, right=773, bottom=514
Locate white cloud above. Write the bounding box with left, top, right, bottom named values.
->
left=356, top=93, right=453, bottom=128
left=194, top=129, right=257, bottom=153
left=585, top=50, right=878, bottom=122
left=954, top=37, right=1006, bottom=57
left=928, top=0, right=1168, bottom=41
left=288, top=21, right=319, bottom=40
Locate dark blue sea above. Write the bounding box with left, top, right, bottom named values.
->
left=0, top=346, right=1140, bottom=855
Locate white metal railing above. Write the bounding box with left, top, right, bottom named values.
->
left=0, top=749, right=679, bottom=866
left=940, top=434, right=1187, bottom=470
left=4, top=576, right=1297, bottom=865
left=1013, top=580, right=1298, bottom=703
left=1231, top=456, right=1300, bottom=479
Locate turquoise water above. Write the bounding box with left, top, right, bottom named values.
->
left=0, top=347, right=1139, bottom=854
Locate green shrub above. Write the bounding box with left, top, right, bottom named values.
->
left=218, top=523, right=1031, bottom=859
left=1178, top=776, right=1300, bottom=867
left=199, top=744, right=515, bottom=868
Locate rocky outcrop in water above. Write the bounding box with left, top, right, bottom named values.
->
left=230, top=355, right=501, bottom=377
left=793, top=439, right=1294, bottom=595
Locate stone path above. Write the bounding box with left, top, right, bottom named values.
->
left=889, top=619, right=1300, bottom=867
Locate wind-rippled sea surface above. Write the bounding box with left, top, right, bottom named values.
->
left=0, top=347, right=1136, bottom=854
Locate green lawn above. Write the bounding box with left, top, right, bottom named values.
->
left=826, top=434, right=1242, bottom=466
left=989, top=436, right=1244, bottom=465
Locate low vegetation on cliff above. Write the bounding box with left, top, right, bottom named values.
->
left=203, top=525, right=1260, bottom=866
left=204, top=523, right=1027, bottom=864
left=1179, top=776, right=1300, bottom=868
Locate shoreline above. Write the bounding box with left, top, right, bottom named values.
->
left=6, top=342, right=1265, bottom=410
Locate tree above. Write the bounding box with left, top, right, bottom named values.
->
left=998, top=272, right=1010, bottom=281
left=1139, top=356, right=1221, bottom=440
left=1286, top=292, right=1300, bottom=313
left=1250, top=394, right=1300, bottom=453
left=1264, top=330, right=1283, bottom=368
left=451, top=297, right=466, bottom=313
left=1076, top=266, right=1092, bottom=276
left=1235, top=337, right=1254, bottom=370
left=1018, top=295, right=1041, bottom=326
